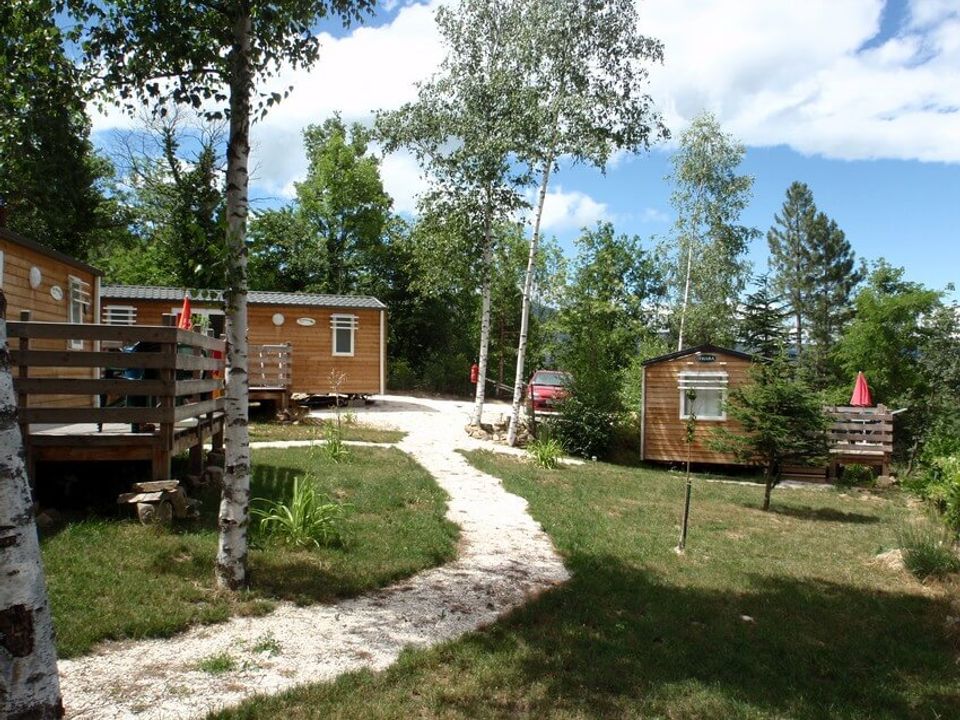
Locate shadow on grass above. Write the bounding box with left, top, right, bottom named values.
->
left=444, top=556, right=959, bottom=719
left=764, top=504, right=882, bottom=524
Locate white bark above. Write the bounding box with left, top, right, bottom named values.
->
left=507, top=157, right=554, bottom=446
left=0, top=294, right=63, bottom=720
left=677, top=242, right=694, bottom=351
left=216, top=10, right=252, bottom=591
left=471, top=213, right=494, bottom=426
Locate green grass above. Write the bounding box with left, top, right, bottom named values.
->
left=248, top=421, right=405, bottom=444
left=42, top=446, right=457, bottom=658
left=211, top=452, right=960, bottom=720
left=197, top=652, right=238, bottom=674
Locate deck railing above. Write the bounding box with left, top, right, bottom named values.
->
left=249, top=343, right=292, bottom=389
left=825, top=405, right=893, bottom=456
left=9, top=313, right=225, bottom=447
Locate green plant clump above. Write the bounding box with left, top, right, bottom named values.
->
left=320, top=422, right=350, bottom=464
left=197, top=652, right=237, bottom=674
left=896, top=518, right=960, bottom=580
left=252, top=475, right=349, bottom=549
left=527, top=435, right=564, bottom=470
left=907, top=454, right=960, bottom=534
left=840, top=463, right=875, bottom=487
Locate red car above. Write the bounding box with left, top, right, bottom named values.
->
left=527, top=370, right=573, bottom=411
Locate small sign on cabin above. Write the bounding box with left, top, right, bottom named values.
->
left=698, top=353, right=717, bottom=363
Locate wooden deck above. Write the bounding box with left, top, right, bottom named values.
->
left=10, top=313, right=226, bottom=482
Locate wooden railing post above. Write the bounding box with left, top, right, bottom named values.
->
left=17, top=310, right=33, bottom=487
left=154, top=314, right=177, bottom=480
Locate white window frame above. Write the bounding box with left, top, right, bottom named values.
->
left=678, top=371, right=728, bottom=421
left=102, top=304, right=137, bottom=326
left=331, top=314, right=358, bottom=357
left=68, top=275, right=91, bottom=350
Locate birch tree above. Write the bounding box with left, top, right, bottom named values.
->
left=377, top=0, right=530, bottom=426
left=0, top=292, right=63, bottom=720
left=506, top=0, right=668, bottom=445
left=69, top=0, right=374, bottom=589
left=668, top=112, right=756, bottom=350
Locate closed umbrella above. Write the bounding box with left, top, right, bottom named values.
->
left=177, top=294, right=192, bottom=330
left=850, top=371, right=873, bottom=407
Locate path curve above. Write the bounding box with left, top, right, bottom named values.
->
left=58, top=396, right=569, bottom=719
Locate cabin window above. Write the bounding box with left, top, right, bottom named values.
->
left=678, top=371, right=728, bottom=421
left=103, top=305, right=137, bottom=325
left=68, top=276, right=91, bottom=349
left=331, top=314, right=357, bottom=357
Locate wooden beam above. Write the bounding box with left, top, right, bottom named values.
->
left=174, top=398, right=224, bottom=422
left=11, top=349, right=175, bottom=369
left=7, top=321, right=179, bottom=344
left=15, top=378, right=171, bottom=395
left=19, top=406, right=172, bottom=424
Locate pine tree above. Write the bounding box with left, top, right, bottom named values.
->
left=738, top=274, right=789, bottom=358
left=805, top=211, right=863, bottom=386
left=767, top=181, right=816, bottom=354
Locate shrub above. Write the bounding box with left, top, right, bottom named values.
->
left=320, top=422, right=350, bottom=463
left=527, top=435, right=564, bottom=469
left=252, top=475, right=349, bottom=549
left=896, top=517, right=960, bottom=580
left=908, top=454, right=960, bottom=535
left=839, top=463, right=875, bottom=487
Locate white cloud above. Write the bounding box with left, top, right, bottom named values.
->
left=91, top=0, right=960, bottom=207
left=640, top=207, right=670, bottom=224
left=538, top=187, right=609, bottom=232
left=639, top=0, right=960, bottom=162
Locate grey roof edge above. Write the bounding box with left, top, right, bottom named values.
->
left=641, top=343, right=757, bottom=367
left=100, top=284, right=386, bottom=309
left=0, top=227, right=104, bottom=277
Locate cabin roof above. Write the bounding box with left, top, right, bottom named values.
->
left=101, top=284, right=386, bottom=309
left=0, top=226, right=103, bottom=277
left=641, top=343, right=756, bottom=366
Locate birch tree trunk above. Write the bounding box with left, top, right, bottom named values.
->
left=471, top=209, right=494, bottom=426
left=507, top=156, right=554, bottom=446
left=0, top=292, right=63, bottom=720
left=677, top=242, right=694, bottom=351
left=216, top=10, right=253, bottom=591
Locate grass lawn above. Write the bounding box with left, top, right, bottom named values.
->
left=211, top=452, right=960, bottom=720
left=42, top=446, right=456, bottom=659
left=248, top=421, right=405, bottom=444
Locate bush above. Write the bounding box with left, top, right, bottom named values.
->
left=839, top=463, right=875, bottom=487
left=387, top=357, right=418, bottom=391
left=907, top=454, right=960, bottom=534
left=527, top=435, right=564, bottom=469
left=896, top=517, right=960, bottom=580
left=320, top=422, right=350, bottom=463
left=252, top=475, right=349, bottom=549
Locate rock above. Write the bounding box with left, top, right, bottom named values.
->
left=206, top=450, right=225, bottom=468
left=740, top=614, right=755, bottom=623
left=35, top=509, right=61, bottom=530
left=872, top=548, right=906, bottom=572
left=204, top=466, right=225, bottom=488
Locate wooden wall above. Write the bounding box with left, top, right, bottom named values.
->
left=106, top=298, right=385, bottom=395
left=642, top=350, right=753, bottom=465
left=1, top=236, right=99, bottom=408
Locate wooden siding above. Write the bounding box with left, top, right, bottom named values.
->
left=642, top=350, right=753, bottom=465
left=109, top=298, right=385, bottom=395
left=1, top=237, right=99, bottom=408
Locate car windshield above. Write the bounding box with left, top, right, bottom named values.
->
left=532, top=371, right=570, bottom=386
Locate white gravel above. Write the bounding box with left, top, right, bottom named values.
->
left=58, top=395, right=569, bottom=719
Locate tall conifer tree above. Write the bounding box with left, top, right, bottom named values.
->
left=767, top=181, right=816, bottom=354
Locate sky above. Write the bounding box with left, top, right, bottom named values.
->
left=90, top=0, right=960, bottom=296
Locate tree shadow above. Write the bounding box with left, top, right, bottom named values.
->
left=763, top=504, right=882, bottom=524
left=440, top=556, right=959, bottom=719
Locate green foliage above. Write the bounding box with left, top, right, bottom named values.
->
left=896, top=517, right=960, bottom=580
left=620, top=335, right=670, bottom=411
left=527, top=435, right=564, bottom=470
left=197, top=652, right=237, bottom=674
left=709, top=354, right=828, bottom=510
left=668, top=112, right=757, bottom=348
left=554, top=369, right=621, bottom=460
left=252, top=475, right=349, bottom=549
left=319, top=423, right=350, bottom=464
left=738, top=274, right=789, bottom=359
left=0, top=1, right=127, bottom=259
left=838, top=464, right=875, bottom=488
left=95, top=111, right=226, bottom=286
left=908, top=454, right=960, bottom=535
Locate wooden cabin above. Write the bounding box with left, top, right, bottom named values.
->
left=641, top=344, right=754, bottom=465
left=100, top=285, right=387, bottom=396
left=0, top=226, right=101, bottom=408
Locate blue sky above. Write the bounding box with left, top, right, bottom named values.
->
left=90, top=0, right=960, bottom=297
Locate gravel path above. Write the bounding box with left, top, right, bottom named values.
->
left=58, top=396, right=569, bottom=719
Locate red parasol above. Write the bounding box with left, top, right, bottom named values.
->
left=177, top=294, right=192, bottom=330
left=850, top=371, right=873, bottom=407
